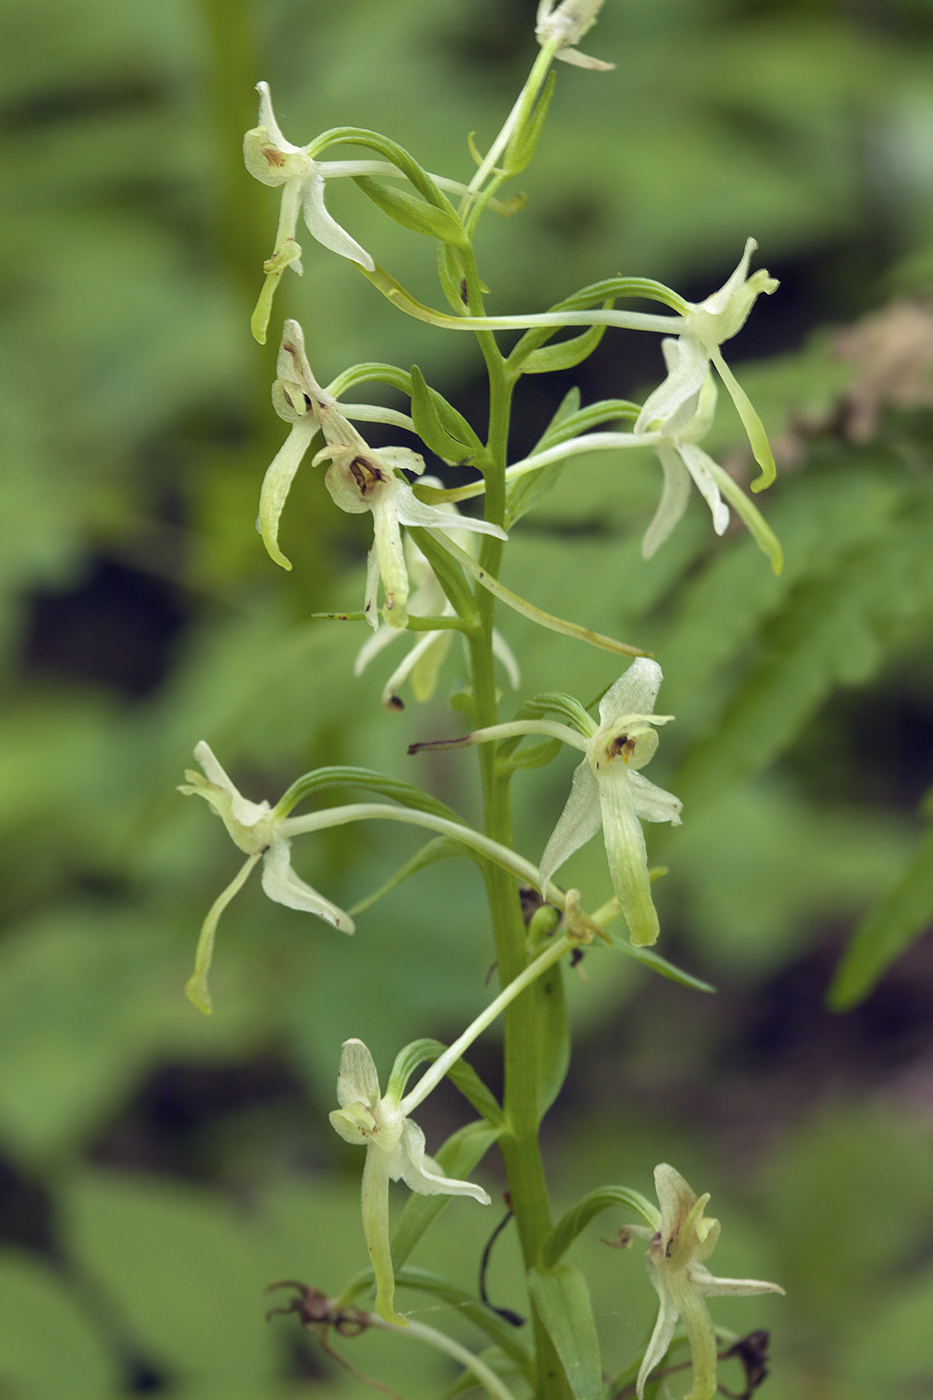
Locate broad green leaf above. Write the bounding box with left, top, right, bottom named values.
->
left=410, top=364, right=481, bottom=461
left=527, top=1265, right=602, bottom=1400
left=0, top=1249, right=120, bottom=1399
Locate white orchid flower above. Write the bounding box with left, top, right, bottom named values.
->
left=259, top=320, right=506, bottom=629
left=179, top=741, right=353, bottom=1014
left=355, top=492, right=520, bottom=708
left=329, top=1038, right=490, bottom=1326
left=635, top=239, right=779, bottom=490
left=535, top=0, right=614, bottom=70
left=624, top=1164, right=784, bottom=1400
left=537, top=659, right=681, bottom=947
left=413, top=658, right=680, bottom=946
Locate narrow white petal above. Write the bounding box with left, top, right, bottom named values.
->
left=678, top=443, right=730, bottom=535
left=261, top=839, right=354, bottom=931
left=642, top=446, right=692, bottom=559
left=628, top=770, right=683, bottom=826
left=636, top=1271, right=680, bottom=1400
left=372, top=499, right=409, bottom=628
left=635, top=336, right=709, bottom=434
left=690, top=1263, right=785, bottom=1299
left=539, top=759, right=602, bottom=892
left=336, top=1037, right=381, bottom=1109
left=391, top=1120, right=490, bottom=1203
left=395, top=485, right=507, bottom=540
left=364, top=545, right=381, bottom=630
left=598, top=658, right=663, bottom=725
left=258, top=418, right=320, bottom=570
left=301, top=170, right=375, bottom=270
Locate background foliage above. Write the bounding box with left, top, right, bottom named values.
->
left=2, top=0, right=933, bottom=1395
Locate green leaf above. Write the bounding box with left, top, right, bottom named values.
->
left=543, top=1186, right=660, bottom=1269
left=391, top=1122, right=504, bottom=1272
left=520, top=323, right=608, bottom=376
left=354, top=175, right=468, bottom=246
left=410, top=364, right=482, bottom=462
left=62, top=1172, right=279, bottom=1382
left=448, top=1344, right=529, bottom=1397
left=531, top=956, right=570, bottom=1120
left=505, top=72, right=557, bottom=176
left=829, top=816, right=933, bottom=1010
left=527, top=1265, right=602, bottom=1400
left=0, top=1249, right=120, bottom=1399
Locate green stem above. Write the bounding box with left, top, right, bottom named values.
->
left=457, top=251, right=573, bottom=1400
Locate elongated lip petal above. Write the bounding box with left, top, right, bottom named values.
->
left=598, top=763, right=658, bottom=946
left=261, top=838, right=354, bottom=931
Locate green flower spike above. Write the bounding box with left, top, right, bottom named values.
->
left=635, top=239, right=779, bottom=490
left=260, top=320, right=506, bottom=629
left=329, top=1038, right=490, bottom=1326
left=627, top=1164, right=784, bottom=1400
left=179, top=742, right=353, bottom=1014
left=535, top=0, right=614, bottom=70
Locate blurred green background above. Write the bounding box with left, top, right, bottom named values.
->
left=2, top=0, right=933, bottom=1395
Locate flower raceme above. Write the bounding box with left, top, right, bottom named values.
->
left=259, top=320, right=506, bottom=628
left=329, top=1038, right=490, bottom=1326
left=179, top=742, right=353, bottom=1014
left=412, top=658, right=681, bottom=946
left=621, top=1164, right=784, bottom=1400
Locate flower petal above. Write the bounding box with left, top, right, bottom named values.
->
left=635, top=335, right=708, bottom=434
left=636, top=1266, right=680, bottom=1400
left=336, top=1037, right=381, bottom=1110
left=689, top=1262, right=785, bottom=1299
left=598, top=658, right=663, bottom=725
left=258, top=417, right=320, bottom=570
left=260, top=838, right=354, bottom=931
left=185, top=854, right=261, bottom=1016
left=539, top=758, right=602, bottom=893
left=597, top=764, right=658, bottom=946
left=300, top=168, right=375, bottom=271
left=390, top=1119, right=490, bottom=1203
left=676, top=443, right=730, bottom=536
left=641, top=446, right=692, bottom=559
left=628, top=771, right=682, bottom=826
left=395, top=484, right=508, bottom=540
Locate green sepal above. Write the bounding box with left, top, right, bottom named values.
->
left=520, top=321, right=607, bottom=376
left=353, top=175, right=468, bottom=248
left=504, top=71, right=556, bottom=176
left=410, top=365, right=484, bottom=462
left=390, top=1123, right=506, bottom=1272
left=273, top=765, right=461, bottom=825
left=527, top=1266, right=602, bottom=1400
left=829, top=810, right=933, bottom=1011
left=543, top=1186, right=660, bottom=1269
left=498, top=738, right=562, bottom=774
left=349, top=837, right=463, bottom=916
left=386, top=1038, right=504, bottom=1126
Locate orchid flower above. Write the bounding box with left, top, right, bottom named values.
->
left=329, top=1038, right=490, bottom=1326
left=179, top=741, right=353, bottom=1014
left=535, top=0, right=614, bottom=70
left=635, top=239, right=779, bottom=490
left=413, top=658, right=680, bottom=946
left=624, top=1164, right=784, bottom=1400
left=259, top=320, right=506, bottom=629
left=355, top=489, right=520, bottom=708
